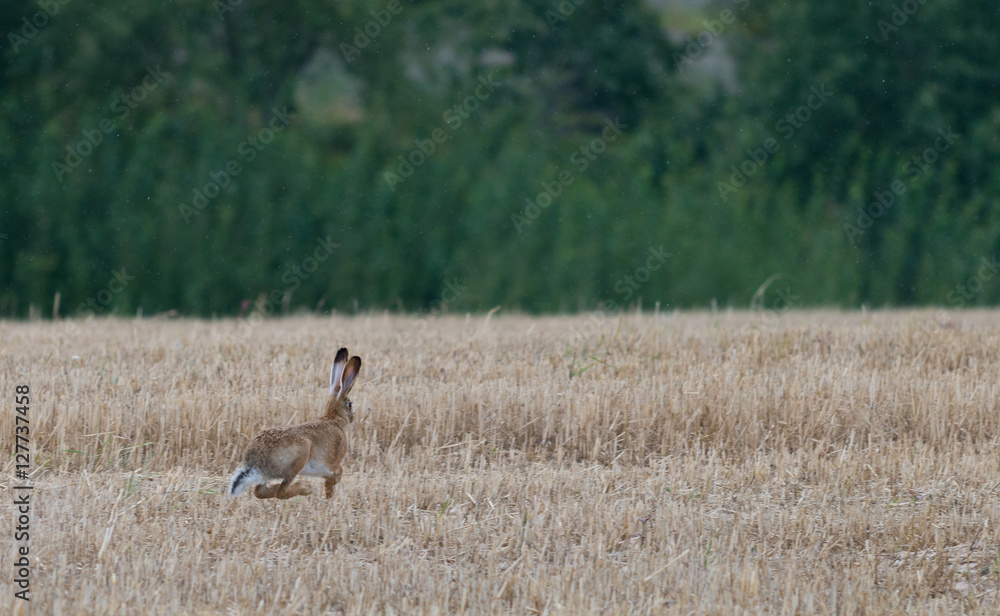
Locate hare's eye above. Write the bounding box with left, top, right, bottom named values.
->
left=347, top=400, right=353, bottom=410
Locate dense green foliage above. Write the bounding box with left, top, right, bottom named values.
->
left=2, top=0, right=998, bottom=317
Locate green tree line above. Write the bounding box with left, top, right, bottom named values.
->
left=1, top=0, right=998, bottom=317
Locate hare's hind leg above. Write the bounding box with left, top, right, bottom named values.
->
left=252, top=438, right=313, bottom=499
left=254, top=483, right=280, bottom=499
left=276, top=480, right=312, bottom=499
left=255, top=479, right=310, bottom=499
left=274, top=444, right=313, bottom=499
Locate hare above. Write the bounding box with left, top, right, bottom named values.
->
left=228, top=347, right=362, bottom=499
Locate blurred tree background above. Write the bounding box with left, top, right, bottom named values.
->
left=1, top=0, right=998, bottom=317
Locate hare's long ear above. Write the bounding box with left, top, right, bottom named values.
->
left=337, top=356, right=362, bottom=399
left=329, top=348, right=349, bottom=396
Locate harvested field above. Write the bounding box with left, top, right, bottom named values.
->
left=2, top=311, right=1000, bottom=614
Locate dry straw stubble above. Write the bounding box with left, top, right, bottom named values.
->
left=1, top=310, right=999, bottom=614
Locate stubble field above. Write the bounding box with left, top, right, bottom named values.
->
left=2, top=311, right=1000, bottom=614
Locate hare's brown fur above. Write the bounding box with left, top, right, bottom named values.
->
left=229, top=348, right=361, bottom=499
left=245, top=395, right=352, bottom=499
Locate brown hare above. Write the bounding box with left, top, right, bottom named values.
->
left=228, top=347, right=362, bottom=499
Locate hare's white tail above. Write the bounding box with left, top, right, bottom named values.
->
left=228, top=466, right=263, bottom=497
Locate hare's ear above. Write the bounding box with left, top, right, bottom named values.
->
left=338, top=356, right=362, bottom=399
left=329, top=348, right=349, bottom=396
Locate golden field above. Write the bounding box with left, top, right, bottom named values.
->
left=2, top=310, right=1000, bottom=614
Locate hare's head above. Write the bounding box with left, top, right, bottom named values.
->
left=325, top=347, right=362, bottom=422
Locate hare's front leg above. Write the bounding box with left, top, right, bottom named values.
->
left=324, top=463, right=343, bottom=498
